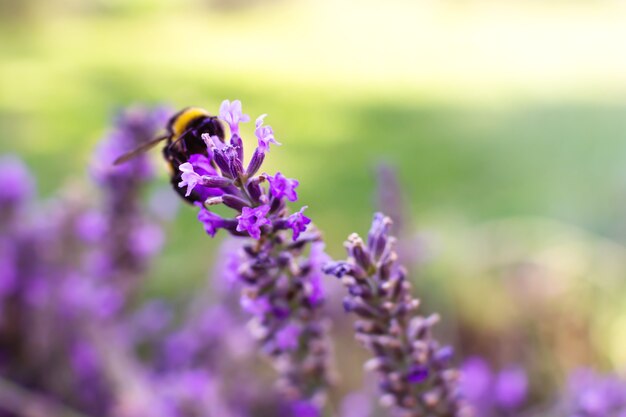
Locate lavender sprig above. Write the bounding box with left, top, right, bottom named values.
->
left=0, top=107, right=169, bottom=417
left=324, top=213, right=472, bottom=417
left=176, top=100, right=334, bottom=414
left=86, top=105, right=168, bottom=299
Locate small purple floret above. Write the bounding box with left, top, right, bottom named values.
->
left=178, top=163, right=202, bottom=197
left=286, top=206, right=311, bottom=240
left=407, top=365, right=430, bottom=383
left=275, top=324, right=301, bottom=351
left=255, top=114, right=281, bottom=153
left=236, top=205, right=271, bottom=239
left=197, top=204, right=225, bottom=237
left=495, top=366, right=528, bottom=410
left=287, top=400, right=321, bottom=417
left=219, top=99, right=250, bottom=135
left=0, top=155, right=35, bottom=205
left=266, top=172, right=299, bottom=202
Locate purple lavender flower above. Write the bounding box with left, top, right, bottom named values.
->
left=179, top=162, right=202, bottom=197
left=91, top=105, right=167, bottom=184
left=460, top=357, right=528, bottom=416
left=324, top=213, right=472, bottom=417
left=460, top=357, right=492, bottom=404
left=340, top=391, right=376, bottom=417
left=266, top=172, right=299, bottom=202
left=75, top=211, right=108, bottom=243
left=305, top=242, right=328, bottom=307
left=236, top=205, right=271, bottom=239
left=560, top=369, right=626, bottom=417
left=211, top=237, right=245, bottom=296
left=286, top=206, right=311, bottom=240
left=285, top=400, right=321, bottom=417
left=129, top=222, right=164, bottom=259
left=86, top=105, right=167, bottom=298
left=173, top=100, right=334, bottom=412
left=220, top=99, right=250, bottom=135
left=0, top=155, right=35, bottom=207
left=198, top=205, right=229, bottom=237
left=276, top=324, right=302, bottom=351
left=127, top=300, right=173, bottom=343
left=255, top=114, right=281, bottom=153
left=495, top=366, right=528, bottom=410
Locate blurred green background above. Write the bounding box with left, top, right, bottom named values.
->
left=2, top=0, right=626, bottom=379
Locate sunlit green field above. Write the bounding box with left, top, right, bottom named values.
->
left=2, top=2, right=626, bottom=369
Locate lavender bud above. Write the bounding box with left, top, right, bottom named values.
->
left=212, top=148, right=233, bottom=178
left=225, top=145, right=244, bottom=179
left=222, top=195, right=251, bottom=211
left=323, top=262, right=354, bottom=279
left=347, top=234, right=373, bottom=272
left=246, top=148, right=265, bottom=177
left=230, top=133, right=244, bottom=161
left=246, top=176, right=265, bottom=204
left=199, top=175, right=233, bottom=188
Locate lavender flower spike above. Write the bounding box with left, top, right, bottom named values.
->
left=175, top=100, right=335, bottom=415
left=324, top=213, right=472, bottom=417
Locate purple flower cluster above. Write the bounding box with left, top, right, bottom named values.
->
left=324, top=213, right=472, bottom=417
left=460, top=357, right=528, bottom=416
left=560, top=369, right=626, bottom=417
left=176, top=100, right=334, bottom=415
left=0, top=107, right=169, bottom=417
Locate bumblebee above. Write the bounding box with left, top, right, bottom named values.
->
left=114, top=107, right=225, bottom=204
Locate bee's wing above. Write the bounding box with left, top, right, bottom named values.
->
left=113, top=135, right=169, bottom=165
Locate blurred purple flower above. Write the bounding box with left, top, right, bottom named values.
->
left=129, top=300, right=173, bottom=341
left=460, top=357, right=528, bottom=416
left=275, top=324, right=301, bottom=351
left=460, top=357, right=492, bottom=402
left=0, top=155, right=35, bottom=206
left=340, top=392, right=374, bottom=417
left=495, top=366, right=528, bottom=409
left=75, top=211, right=107, bottom=243
left=130, top=222, right=164, bottom=258
left=305, top=242, right=328, bottom=306
left=563, top=369, right=626, bottom=417
left=286, top=400, right=320, bottom=417
left=240, top=296, right=273, bottom=316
